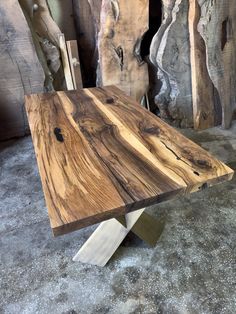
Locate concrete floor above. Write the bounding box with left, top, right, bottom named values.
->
left=0, top=123, right=236, bottom=314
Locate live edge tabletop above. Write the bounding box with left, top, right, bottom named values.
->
left=25, top=86, right=234, bottom=236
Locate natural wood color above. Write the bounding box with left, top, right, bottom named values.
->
left=19, top=0, right=61, bottom=46
left=47, top=0, right=77, bottom=41
left=189, top=0, right=217, bottom=130
left=66, top=40, right=83, bottom=90
left=25, top=86, right=234, bottom=236
left=150, top=0, right=193, bottom=128
left=98, top=0, right=149, bottom=102
left=73, top=0, right=102, bottom=87
left=19, top=0, right=64, bottom=90
left=0, top=0, right=44, bottom=140
left=195, top=0, right=236, bottom=129
left=59, top=34, right=74, bottom=91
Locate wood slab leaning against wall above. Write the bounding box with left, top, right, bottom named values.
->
left=98, top=0, right=149, bottom=103
left=0, top=0, right=44, bottom=141
left=189, top=0, right=236, bottom=129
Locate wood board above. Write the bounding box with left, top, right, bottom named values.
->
left=73, top=0, right=102, bottom=87
left=150, top=0, right=193, bottom=128
left=98, top=0, right=149, bottom=102
left=201, top=0, right=236, bottom=129
left=189, top=0, right=236, bottom=129
left=189, top=0, right=218, bottom=129
left=0, top=0, right=44, bottom=140
left=25, top=86, right=234, bottom=236
left=66, top=40, right=83, bottom=90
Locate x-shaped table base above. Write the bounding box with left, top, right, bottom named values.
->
left=73, top=209, right=165, bottom=266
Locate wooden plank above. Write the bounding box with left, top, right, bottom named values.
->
left=66, top=40, right=83, bottom=89
left=19, top=0, right=62, bottom=46
left=47, top=0, right=77, bottom=41
left=73, top=0, right=102, bottom=87
left=149, top=0, right=193, bottom=128
left=98, top=0, right=149, bottom=102
left=0, top=0, right=44, bottom=140
left=25, top=86, right=234, bottom=236
left=73, top=210, right=164, bottom=266
left=189, top=0, right=218, bottom=129
left=58, top=34, right=74, bottom=90
left=190, top=0, right=236, bottom=129
left=73, top=209, right=145, bottom=266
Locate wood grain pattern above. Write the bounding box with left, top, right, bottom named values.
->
left=150, top=0, right=193, bottom=128
left=66, top=40, right=83, bottom=90
left=98, top=0, right=149, bottom=102
left=189, top=0, right=218, bottom=129
left=58, top=34, right=74, bottom=91
left=47, top=0, right=77, bottom=41
left=0, top=0, right=45, bottom=141
left=25, top=86, right=234, bottom=236
left=73, top=0, right=102, bottom=87
left=189, top=0, right=236, bottom=129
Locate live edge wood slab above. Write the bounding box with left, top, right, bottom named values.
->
left=25, top=86, right=234, bottom=237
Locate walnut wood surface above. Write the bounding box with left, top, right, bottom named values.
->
left=25, top=86, right=234, bottom=236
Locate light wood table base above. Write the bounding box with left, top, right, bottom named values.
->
left=73, top=209, right=165, bottom=266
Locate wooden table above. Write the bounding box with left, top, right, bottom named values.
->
left=25, top=86, right=234, bottom=266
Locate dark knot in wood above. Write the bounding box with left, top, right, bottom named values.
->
left=54, top=127, right=64, bottom=142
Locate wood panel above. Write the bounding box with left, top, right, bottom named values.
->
left=189, top=0, right=218, bottom=129
left=19, top=0, right=64, bottom=90
left=66, top=40, right=83, bottom=90
left=25, top=86, right=234, bottom=236
left=98, top=0, right=149, bottom=102
left=0, top=0, right=44, bottom=140
left=58, top=34, right=74, bottom=91
left=200, top=0, right=236, bottom=129
left=150, top=0, right=193, bottom=128
left=189, top=0, right=236, bottom=129
left=47, top=0, right=77, bottom=41
left=73, top=0, right=102, bottom=87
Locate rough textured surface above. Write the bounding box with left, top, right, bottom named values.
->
left=197, top=0, right=236, bottom=129
left=73, top=0, right=102, bottom=87
left=189, top=0, right=220, bottom=130
left=189, top=0, right=236, bottom=130
left=150, top=0, right=193, bottom=128
left=0, top=122, right=236, bottom=313
left=98, top=0, right=149, bottom=102
left=19, top=0, right=66, bottom=92
left=0, top=0, right=45, bottom=141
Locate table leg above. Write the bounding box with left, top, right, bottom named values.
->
left=73, top=209, right=165, bottom=267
